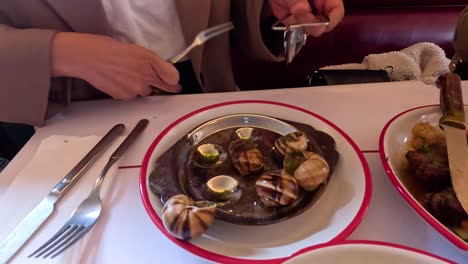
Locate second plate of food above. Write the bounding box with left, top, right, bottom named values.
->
left=140, top=100, right=371, bottom=263
left=379, top=105, right=468, bottom=251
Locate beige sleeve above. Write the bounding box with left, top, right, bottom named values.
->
left=0, top=22, right=68, bottom=126
left=454, top=7, right=468, bottom=60
left=231, top=0, right=284, bottom=62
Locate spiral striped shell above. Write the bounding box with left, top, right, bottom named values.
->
left=229, top=139, right=264, bottom=176
left=274, top=132, right=308, bottom=157
left=255, top=171, right=299, bottom=206
left=162, top=195, right=216, bottom=240
left=294, top=152, right=329, bottom=191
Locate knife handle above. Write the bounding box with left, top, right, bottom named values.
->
left=109, top=119, right=148, bottom=161
left=91, top=119, right=149, bottom=196
left=437, top=73, right=466, bottom=129
left=50, top=124, right=125, bottom=199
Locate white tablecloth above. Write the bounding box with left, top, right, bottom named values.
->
left=1, top=81, right=467, bottom=263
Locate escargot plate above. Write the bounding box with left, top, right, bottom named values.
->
left=141, top=101, right=371, bottom=263
left=148, top=112, right=342, bottom=226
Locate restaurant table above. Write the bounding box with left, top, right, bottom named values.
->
left=1, top=80, right=467, bottom=263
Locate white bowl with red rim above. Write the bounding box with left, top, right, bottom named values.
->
left=140, top=100, right=372, bottom=263
left=282, top=240, right=455, bottom=263
left=379, top=105, right=468, bottom=251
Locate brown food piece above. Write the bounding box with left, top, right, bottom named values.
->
left=405, top=148, right=450, bottom=191
left=410, top=122, right=446, bottom=149
left=235, top=149, right=264, bottom=176
left=453, top=221, right=468, bottom=241
left=423, top=187, right=468, bottom=227
left=228, top=138, right=264, bottom=176
left=409, top=136, right=425, bottom=150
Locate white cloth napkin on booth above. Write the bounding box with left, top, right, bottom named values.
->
left=0, top=135, right=125, bottom=264
left=321, top=42, right=451, bottom=84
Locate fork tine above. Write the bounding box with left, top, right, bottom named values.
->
left=202, top=25, right=234, bottom=40
left=201, top=22, right=232, bottom=34
left=50, top=226, right=90, bottom=259
left=37, top=225, right=77, bottom=258
left=43, top=226, right=85, bottom=258
left=201, top=22, right=234, bottom=38
left=28, top=225, right=74, bottom=258
left=169, top=22, right=234, bottom=63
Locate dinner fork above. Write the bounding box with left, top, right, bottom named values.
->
left=151, top=22, right=234, bottom=94
left=169, top=21, right=234, bottom=64
left=28, top=119, right=149, bottom=259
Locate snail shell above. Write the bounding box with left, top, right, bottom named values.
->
left=255, top=171, right=299, bottom=206
left=162, top=194, right=216, bottom=240
left=293, top=152, right=329, bottom=191
left=229, top=139, right=264, bottom=176
left=274, top=131, right=308, bottom=157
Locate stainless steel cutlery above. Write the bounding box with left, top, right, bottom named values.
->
left=0, top=124, right=125, bottom=263
left=29, top=119, right=148, bottom=259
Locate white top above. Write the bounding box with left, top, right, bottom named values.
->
left=101, top=0, right=186, bottom=60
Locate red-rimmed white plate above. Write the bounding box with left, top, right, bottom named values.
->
left=140, top=100, right=372, bottom=263
left=282, top=240, right=455, bottom=263
left=379, top=105, right=468, bottom=251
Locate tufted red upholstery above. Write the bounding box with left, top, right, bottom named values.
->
left=233, top=0, right=467, bottom=89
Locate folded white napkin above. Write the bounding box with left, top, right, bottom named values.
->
left=321, top=42, right=451, bottom=84
left=0, top=135, right=124, bottom=264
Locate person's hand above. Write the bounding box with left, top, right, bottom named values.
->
left=51, top=32, right=181, bottom=100
left=268, top=0, right=344, bottom=36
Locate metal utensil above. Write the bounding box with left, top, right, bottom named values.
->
left=272, top=15, right=329, bottom=64
left=271, top=16, right=330, bottom=31
left=29, top=119, right=149, bottom=259
left=151, top=22, right=234, bottom=95
left=0, top=124, right=125, bottom=264
left=169, top=21, right=234, bottom=64
left=437, top=73, right=468, bottom=213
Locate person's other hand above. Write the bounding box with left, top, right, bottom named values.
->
left=52, top=32, right=181, bottom=100
left=268, top=0, right=344, bottom=36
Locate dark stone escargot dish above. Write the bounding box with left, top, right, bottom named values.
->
left=149, top=114, right=339, bottom=231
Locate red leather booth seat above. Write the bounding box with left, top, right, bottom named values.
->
left=233, top=0, right=467, bottom=89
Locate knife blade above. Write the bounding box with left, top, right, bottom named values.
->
left=0, top=124, right=125, bottom=263
left=437, top=73, right=468, bottom=214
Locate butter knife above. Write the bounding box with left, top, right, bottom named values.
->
left=0, top=124, right=125, bottom=263
left=437, top=73, right=468, bottom=214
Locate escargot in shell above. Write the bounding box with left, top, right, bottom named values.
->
left=255, top=171, right=299, bottom=206
left=291, top=151, right=330, bottom=191
left=162, top=194, right=216, bottom=240
left=274, top=131, right=308, bottom=158
left=229, top=139, right=264, bottom=176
